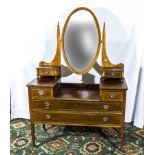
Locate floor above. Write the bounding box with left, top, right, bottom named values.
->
left=10, top=119, right=144, bottom=155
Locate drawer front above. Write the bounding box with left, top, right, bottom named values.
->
left=66, top=101, right=123, bottom=112
left=31, top=100, right=77, bottom=110
left=37, top=68, right=60, bottom=76
left=30, top=88, right=53, bottom=99
left=98, top=102, right=122, bottom=112
left=31, top=100, right=52, bottom=109
left=31, top=100, right=122, bottom=112
left=104, top=71, right=122, bottom=78
left=101, top=91, right=123, bottom=101
left=32, top=112, right=122, bottom=126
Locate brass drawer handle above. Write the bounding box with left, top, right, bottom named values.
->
left=110, top=93, right=115, bottom=99
left=102, top=117, right=108, bottom=122
left=118, top=103, right=122, bottom=108
left=44, top=102, right=50, bottom=108
left=38, top=90, right=44, bottom=96
left=102, top=104, right=109, bottom=110
left=45, top=71, right=49, bottom=74
left=111, top=72, right=115, bottom=76
left=45, top=114, right=51, bottom=119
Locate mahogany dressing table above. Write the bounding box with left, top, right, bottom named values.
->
left=27, top=7, right=128, bottom=151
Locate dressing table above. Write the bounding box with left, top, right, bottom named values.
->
left=27, top=7, right=128, bottom=151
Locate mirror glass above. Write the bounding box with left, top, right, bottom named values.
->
left=62, top=9, right=100, bottom=74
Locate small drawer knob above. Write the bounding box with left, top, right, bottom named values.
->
left=103, top=104, right=109, bottom=110
left=111, top=72, right=115, bottom=76
left=118, top=103, right=122, bottom=108
left=110, top=93, right=115, bottom=99
left=45, top=114, right=51, bottom=120
left=45, top=71, right=49, bottom=74
left=44, top=102, right=50, bottom=108
left=38, top=90, right=44, bottom=96
left=102, top=117, right=108, bottom=122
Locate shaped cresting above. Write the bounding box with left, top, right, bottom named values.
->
left=36, top=7, right=124, bottom=79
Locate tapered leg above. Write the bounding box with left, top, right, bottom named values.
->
left=42, top=124, right=46, bottom=131
left=30, top=122, right=35, bottom=147
left=120, top=126, right=124, bottom=151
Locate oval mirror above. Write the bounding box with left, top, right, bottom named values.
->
left=62, top=7, right=101, bottom=74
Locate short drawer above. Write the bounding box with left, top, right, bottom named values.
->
left=30, top=88, right=53, bottom=99
left=101, top=91, right=123, bottom=101
left=32, top=111, right=122, bottom=126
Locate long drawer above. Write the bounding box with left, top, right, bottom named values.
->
left=32, top=111, right=122, bottom=126
left=31, top=100, right=123, bottom=112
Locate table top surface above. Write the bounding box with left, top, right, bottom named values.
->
left=27, top=77, right=60, bottom=87
left=27, top=77, right=128, bottom=90
left=100, top=78, right=128, bottom=90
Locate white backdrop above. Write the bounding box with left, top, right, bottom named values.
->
left=10, top=0, right=143, bottom=128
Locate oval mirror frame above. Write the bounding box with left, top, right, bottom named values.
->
left=62, top=7, right=101, bottom=74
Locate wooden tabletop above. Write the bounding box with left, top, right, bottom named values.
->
left=100, top=78, right=128, bottom=90
left=27, top=77, right=128, bottom=91
left=27, top=77, right=60, bottom=87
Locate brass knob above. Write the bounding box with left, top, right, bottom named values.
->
left=102, top=117, right=108, bottom=122
left=103, top=104, right=109, bottom=110
left=118, top=103, right=122, bottom=108
left=38, top=90, right=44, bottom=96
left=110, top=93, right=115, bottom=99
left=45, top=71, right=49, bottom=74
left=44, top=102, right=50, bottom=108
left=111, top=72, right=115, bottom=76
left=45, top=114, right=51, bottom=119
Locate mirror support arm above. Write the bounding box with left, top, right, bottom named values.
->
left=102, top=23, right=124, bottom=79
left=39, top=22, right=61, bottom=67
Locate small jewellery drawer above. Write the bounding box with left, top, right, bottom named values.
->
left=30, top=88, right=52, bottom=99
left=104, top=71, right=122, bottom=78
left=101, top=91, right=123, bottom=101
left=37, top=67, right=60, bottom=76
left=32, top=111, right=122, bottom=126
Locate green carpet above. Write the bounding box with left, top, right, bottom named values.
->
left=10, top=119, right=144, bottom=155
